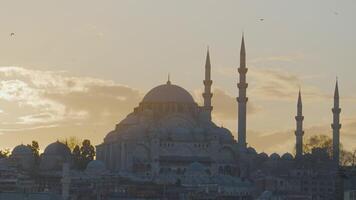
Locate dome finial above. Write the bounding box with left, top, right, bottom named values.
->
left=167, top=73, right=171, bottom=85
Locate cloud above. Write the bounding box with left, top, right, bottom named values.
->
left=249, top=68, right=329, bottom=101
left=0, top=66, right=141, bottom=149
left=44, top=84, right=141, bottom=124
left=248, top=117, right=356, bottom=154
left=249, top=53, right=305, bottom=63
left=0, top=66, right=354, bottom=155
left=212, top=88, right=262, bottom=120
left=193, top=88, right=262, bottom=121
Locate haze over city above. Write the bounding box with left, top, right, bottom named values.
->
left=0, top=0, right=355, bottom=154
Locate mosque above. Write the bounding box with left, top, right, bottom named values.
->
left=95, top=35, right=341, bottom=189
left=1, top=35, right=344, bottom=199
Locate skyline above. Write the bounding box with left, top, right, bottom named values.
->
left=0, top=0, right=356, bottom=154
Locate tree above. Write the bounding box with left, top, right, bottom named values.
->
left=71, top=139, right=96, bottom=170
left=352, top=149, right=356, bottom=167
left=72, top=145, right=81, bottom=170
left=60, top=136, right=82, bottom=151
left=302, top=134, right=353, bottom=166
left=303, top=135, right=333, bottom=156
left=0, top=149, right=10, bottom=158
left=80, top=139, right=95, bottom=169
left=27, top=141, right=40, bottom=165
left=340, top=150, right=353, bottom=166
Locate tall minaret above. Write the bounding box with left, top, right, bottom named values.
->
left=237, top=35, right=248, bottom=149
left=295, top=89, right=304, bottom=158
left=203, top=48, right=213, bottom=120
left=332, top=79, right=341, bottom=166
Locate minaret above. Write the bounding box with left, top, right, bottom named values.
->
left=295, top=89, right=304, bottom=158
left=332, top=79, right=341, bottom=166
left=237, top=35, right=248, bottom=149
left=203, top=47, right=213, bottom=120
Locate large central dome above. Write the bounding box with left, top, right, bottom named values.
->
left=142, top=81, right=195, bottom=104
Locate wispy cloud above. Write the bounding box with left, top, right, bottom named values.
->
left=193, top=88, right=262, bottom=121
left=249, top=68, right=329, bottom=101
left=249, top=53, right=305, bottom=64
left=0, top=66, right=142, bottom=149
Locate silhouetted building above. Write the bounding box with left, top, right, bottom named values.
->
left=0, top=34, right=344, bottom=199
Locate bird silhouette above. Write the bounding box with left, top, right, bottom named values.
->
left=259, top=18, right=264, bottom=22
left=10, top=33, right=15, bottom=36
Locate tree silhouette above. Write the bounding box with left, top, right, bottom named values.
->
left=27, top=141, right=40, bottom=165
left=61, top=136, right=82, bottom=151
left=303, top=134, right=353, bottom=166
left=0, top=149, right=10, bottom=158
left=72, top=145, right=81, bottom=170
left=80, top=139, right=95, bottom=169
left=71, top=139, right=96, bottom=170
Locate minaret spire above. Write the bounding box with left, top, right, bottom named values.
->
left=203, top=47, right=213, bottom=120
left=167, top=73, right=171, bottom=85
left=237, top=34, right=248, bottom=149
left=295, top=89, right=304, bottom=158
left=332, top=78, right=341, bottom=166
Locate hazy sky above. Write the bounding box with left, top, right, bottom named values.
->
left=0, top=0, right=355, bottom=154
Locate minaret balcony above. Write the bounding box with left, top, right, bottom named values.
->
left=202, top=93, right=213, bottom=98
left=332, top=108, right=341, bottom=113
left=238, top=68, right=248, bottom=73
left=295, top=130, right=304, bottom=136
left=203, top=80, right=213, bottom=85
left=236, top=97, right=248, bottom=102
left=237, top=83, right=248, bottom=88
left=331, top=124, right=341, bottom=129
left=295, top=116, right=304, bottom=120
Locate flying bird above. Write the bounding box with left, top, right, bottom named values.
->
left=259, top=18, right=264, bottom=22
left=10, top=32, right=15, bottom=36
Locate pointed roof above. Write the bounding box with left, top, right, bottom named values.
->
left=167, top=73, right=171, bottom=85
left=240, top=34, right=246, bottom=55
left=205, top=47, right=211, bottom=69
left=298, top=89, right=302, bottom=106
left=334, top=78, right=339, bottom=98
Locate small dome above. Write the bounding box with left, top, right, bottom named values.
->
left=258, top=152, right=268, bottom=159
left=11, top=144, right=35, bottom=171
left=44, top=141, right=71, bottom=156
left=270, top=153, right=280, bottom=160
left=86, top=160, right=106, bottom=174
left=12, top=144, right=32, bottom=156
left=281, top=153, right=294, bottom=160
left=142, top=83, right=195, bottom=104
left=40, top=141, right=72, bottom=171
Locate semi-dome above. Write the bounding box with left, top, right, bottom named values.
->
left=12, top=144, right=32, bottom=156
left=247, top=147, right=257, bottom=155
left=142, top=82, right=195, bottom=104
left=86, top=160, right=107, bottom=175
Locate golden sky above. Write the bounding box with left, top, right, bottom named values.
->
left=0, top=0, right=355, bottom=154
